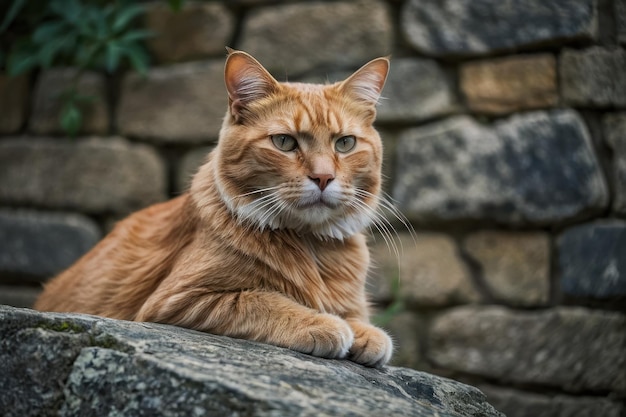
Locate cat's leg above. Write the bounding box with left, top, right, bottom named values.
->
left=345, top=318, right=393, bottom=368
left=136, top=290, right=354, bottom=359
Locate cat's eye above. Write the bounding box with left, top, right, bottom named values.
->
left=335, top=135, right=356, bottom=153
left=271, top=134, right=298, bottom=152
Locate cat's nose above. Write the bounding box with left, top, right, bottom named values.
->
left=309, top=173, right=335, bottom=191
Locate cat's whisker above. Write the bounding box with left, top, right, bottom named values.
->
left=233, top=185, right=284, bottom=200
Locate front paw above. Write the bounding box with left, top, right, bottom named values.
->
left=348, top=322, right=393, bottom=368
left=292, top=313, right=354, bottom=359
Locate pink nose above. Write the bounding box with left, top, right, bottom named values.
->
left=309, top=173, right=335, bottom=191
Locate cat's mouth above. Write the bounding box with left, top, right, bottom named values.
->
left=297, top=195, right=340, bottom=210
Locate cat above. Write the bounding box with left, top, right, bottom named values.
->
left=35, top=49, right=395, bottom=367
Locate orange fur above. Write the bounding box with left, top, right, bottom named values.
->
left=35, top=50, right=393, bottom=367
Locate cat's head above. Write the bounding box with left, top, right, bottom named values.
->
left=214, top=50, right=389, bottom=240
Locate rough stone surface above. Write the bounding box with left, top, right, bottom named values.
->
left=118, top=61, right=227, bottom=142
left=0, top=137, right=167, bottom=214
left=463, top=231, right=550, bottom=306
left=0, top=305, right=504, bottom=417
left=560, top=47, right=626, bottom=108
left=604, top=112, right=626, bottom=214
left=0, top=74, right=29, bottom=133
left=0, top=210, right=100, bottom=282
left=479, top=385, right=624, bottom=417
left=393, top=110, right=609, bottom=225
left=460, top=54, right=558, bottom=115
left=145, top=2, right=234, bottom=63
left=176, top=146, right=212, bottom=192
left=239, top=0, right=392, bottom=76
left=369, top=232, right=481, bottom=307
left=401, top=0, right=597, bottom=56
left=29, top=69, right=108, bottom=135
left=558, top=221, right=626, bottom=298
left=428, top=306, right=626, bottom=394
left=377, top=58, right=457, bottom=123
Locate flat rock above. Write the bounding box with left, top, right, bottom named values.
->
left=29, top=68, right=108, bottom=135
left=0, top=137, right=167, bottom=214
left=463, top=231, right=550, bottom=306
left=560, top=47, right=626, bottom=108
left=118, top=61, right=227, bottom=142
left=617, top=0, right=626, bottom=45
left=392, top=110, right=609, bottom=225
left=603, top=112, right=626, bottom=215
left=401, top=0, right=597, bottom=56
left=376, top=58, right=458, bottom=123
left=460, top=54, right=558, bottom=115
left=0, top=74, right=29, bottom=133
left=558, top=221, right=626, bottom=298
left=239, top=0, right=392, bottom=76
left=0, top=305, right=504, bottom=417
left=0, top=210, right=100, bottom=283
left=145, top=2, right=235, bottom=63
left=428, top=306, right=626, bottom=394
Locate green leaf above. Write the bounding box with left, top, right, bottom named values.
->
left=32, top=21, right=66, bottom=44
left=6, top=48, right=38, bottom=76
left=119, top=29, right=154, bottom=43
left=119, top=43, right=149, bottom=75
left=105, top=42, right=121, bottom=73
left=60, top=102, right=82, bottom=138
left=112, top=4, right=145, bottom=33
left=0, top=0, right=27, bottom=33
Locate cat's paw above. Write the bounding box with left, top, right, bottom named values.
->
left=295, top=314, right=354, bottom=359
left=347, top=322, right=393, bottom=368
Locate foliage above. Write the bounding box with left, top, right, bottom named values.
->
left=0, top=0, right=161, bottom=137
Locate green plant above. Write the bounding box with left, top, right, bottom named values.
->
left=0, top=0, right=158, bottom=137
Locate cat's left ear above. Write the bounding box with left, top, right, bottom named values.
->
left=225, top=49, right=279, bottom=123
left=339, top=57, right=390, bottom=107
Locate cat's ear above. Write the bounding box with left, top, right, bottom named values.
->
left=224, top=49, right=279, bottom=122
left=339, top=57, right=389, bottom=107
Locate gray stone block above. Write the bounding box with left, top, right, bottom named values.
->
left=401, top=0, right=597, bottom=56
left=377, top=58, right=458, bottom=123
left=0, top=137, right=167, bottom=214
left=239, top=0, right=393, bottom=76
left=0, top=305, right=504, bottom=417
left=393, top=110, right=609, bottom=225
left=558, top=221, right=626, bottom=298
left=560, top=47, right=626, bottom=108
left=479, top=385, right=624, bottom=417
left=0, top=210, right=100, bottom=282
left=145, top=2, right=235, bottom=63
left=429, top=306, right=626, bottom=394
left=118, top=61, right=227, bottom=142
left=0, top=74, right=29, bottom=133
left=603, top=112, right=626, bottom=215
left=29, top=68, right=109, bottom=135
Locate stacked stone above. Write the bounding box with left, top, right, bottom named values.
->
left=0, top=1, right=624, bottom=416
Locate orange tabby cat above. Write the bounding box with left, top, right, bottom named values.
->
left=35, top=50, right=393, bottom=367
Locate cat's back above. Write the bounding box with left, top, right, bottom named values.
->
left=34, top=195, right=197, bottom=318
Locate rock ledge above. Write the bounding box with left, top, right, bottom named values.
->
left=0, top=305, right=503, bottom=417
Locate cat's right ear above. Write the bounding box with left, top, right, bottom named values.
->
left=225, top=50, right=279, bottom=123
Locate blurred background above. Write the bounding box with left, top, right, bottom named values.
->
left=0, top=0, right=625, bottom=416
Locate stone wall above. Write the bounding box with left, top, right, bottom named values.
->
left=0, top=1, right=624, bottom=416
